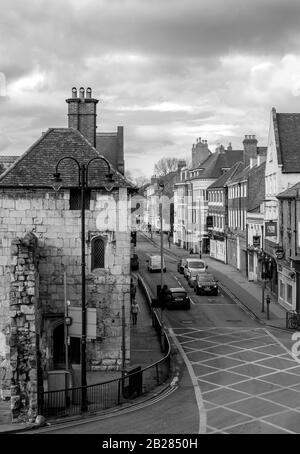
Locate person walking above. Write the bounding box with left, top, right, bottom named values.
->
left=130, top=277, right=136, bottom=304
left=131, top=299, right=140, bottom=326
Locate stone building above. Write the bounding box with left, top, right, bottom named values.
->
left=0, top=88, right=133, bottom=421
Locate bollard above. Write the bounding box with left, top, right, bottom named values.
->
left=266, top=295, right=271, bottom=320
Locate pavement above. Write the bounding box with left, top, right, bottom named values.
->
left=0, top=281, right=163, bottom=433
left=146, top=232, right=290, bottom=332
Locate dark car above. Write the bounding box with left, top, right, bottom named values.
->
left=166, top=287, right=191, bottom=310
left=130, top=253, right=139, bottom=271
left=177, top=258, right=187, bottom=274
left=194, top=273, right=219, bottom=295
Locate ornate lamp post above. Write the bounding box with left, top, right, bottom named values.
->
left=53, top=156, right=113, bottom=412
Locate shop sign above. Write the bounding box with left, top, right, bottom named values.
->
left=265, top=221, right=277, bottom=237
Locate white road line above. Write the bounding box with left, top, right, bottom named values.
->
left=168, top=327, right=207, bottom=434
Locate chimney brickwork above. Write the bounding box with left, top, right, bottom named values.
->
left=66, top=87, right=98, bottom=147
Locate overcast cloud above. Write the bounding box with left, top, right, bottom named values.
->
left=1, top=0, right=300, bottom=178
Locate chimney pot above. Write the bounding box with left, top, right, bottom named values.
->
left=72, top=87, right=77, bottom=98
left=86, top=87, right=92, bottom=98
left=79, top=87, right=85, bottom=100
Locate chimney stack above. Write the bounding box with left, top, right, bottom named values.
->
left=66, top=87, right=99, bottom=147
left=243, top=134, right=258, bottom=167
left=191, top=137, right=210, bottom=168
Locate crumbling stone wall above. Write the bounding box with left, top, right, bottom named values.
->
left=0, top=187, right=131, bottom=375
left=9, top=233, right=40, bottom=423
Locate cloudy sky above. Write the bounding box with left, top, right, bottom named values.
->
left=1, top=0, right=300, bottom=179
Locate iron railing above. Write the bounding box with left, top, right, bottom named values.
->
left=40, top=277, right=171, bottom=419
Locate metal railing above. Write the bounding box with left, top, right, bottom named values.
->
left=40, top=278, right=171, bottom=419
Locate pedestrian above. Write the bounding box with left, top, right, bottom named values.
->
left=159, top=284, right=170, bottom=308
left=168, top=232, right=171, bottom=248
left=131, top=299, right=140, bottom=325
left=130, top=277, right=136, bottom=304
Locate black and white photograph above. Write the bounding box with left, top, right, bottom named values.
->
left=1, top=0, right=300, bottom=439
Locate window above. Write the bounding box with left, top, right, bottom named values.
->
left=70, top=189, right=91, bottom=210
left=287, top=284, right=293, bottom=305
left=280, top=280, right=284, bottom=299
left=91, top=237, right=105, bottom=270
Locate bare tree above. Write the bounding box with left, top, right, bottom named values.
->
left=125, top=169, right=149, bottom=188
left=153, top=157, right=180, bottom=176
left=0, top=163, right=5, bottom=175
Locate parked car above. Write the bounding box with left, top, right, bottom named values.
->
left=194, top=273, right=219, bottom=295
left=165, top=287, right=191, bottom=310
left=130, top=253, right=139, bottom=271
left=147, top=255, right=166, bottom=272
left=177, top=258, right=187, bottom=274
left=187, top=269, right=202, bottom=287
left=184, top=258, right=207, bottom=280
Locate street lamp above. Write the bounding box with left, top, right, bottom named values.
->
left=53, top=155, right=114, bottom=412
left=158, top=181, right=165, bottom=291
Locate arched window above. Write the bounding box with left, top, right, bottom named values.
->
left=91, top=237, right=105, bottom=270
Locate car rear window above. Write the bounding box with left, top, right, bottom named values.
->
left=171, top=292, right=187, bottom=298
left=198, top=274, right=214, bottom=281
left=188, top=261, right=205, bottom=269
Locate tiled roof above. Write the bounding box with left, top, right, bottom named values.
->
left=0, top=155, right=18, bottom=164
left=247, top=162, right=266, bottom=212
left=0, top=128, right=133, bottom=189
left=275, top=113, right=300, bottom=173
left=277, top=180, right=300, bottom=199
left=207, top=161, right=245, bottom=189
left=190, top=149, right=244, bottom=179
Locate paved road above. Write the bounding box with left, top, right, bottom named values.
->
left=138, top=234, right=300, bottom=434
left=29, top=234, right=300, bottom=434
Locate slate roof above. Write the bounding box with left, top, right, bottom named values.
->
left=0, top=128, right=133, bottom=189
left=275, top=112, right=300, bottom=173
left=277, top=180, right=300, bottom=199
left=207, top=161, right=245, bottom=189
left=247, top=162, right=266, bottom=212
left=190, top=149, right=244, bottom=179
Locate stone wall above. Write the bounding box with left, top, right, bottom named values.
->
left=0, top=187, right=131, bottom=375
left=9, top=232, right=39, bottom=422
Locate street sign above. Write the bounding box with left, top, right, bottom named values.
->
left=68, top=307, right=97, bottom=339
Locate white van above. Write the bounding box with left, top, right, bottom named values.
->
left=147, top=255, right=166, bottom=273
left=184, top=258, right=207, bottom=285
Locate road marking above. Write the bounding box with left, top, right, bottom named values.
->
left=168, top=327, right=207, bottom=434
